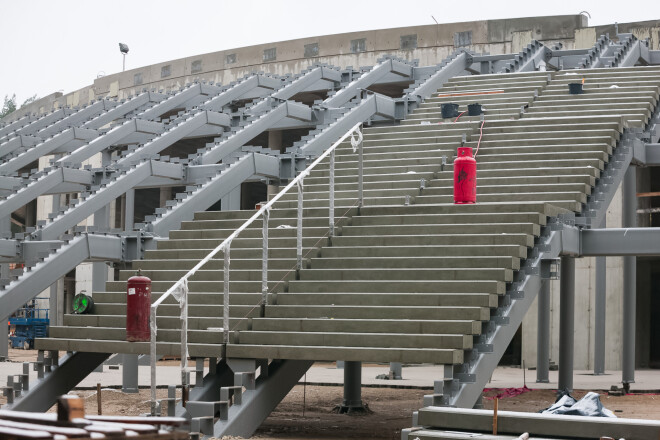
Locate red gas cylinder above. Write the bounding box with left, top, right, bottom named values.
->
left=453, top=146, right=477, bottom=204
left=126, top=269, right=151, bottom=342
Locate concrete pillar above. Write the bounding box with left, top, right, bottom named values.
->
left=339, top=361, right=365, bottom=413
left=558, top=256, right=575, bottom=392
left=536, top=262, right=550, bottom=383
left=122, top=354, right=139, bottom=393
left=622, top=165, right=637, bottom=385
left=221, top=187, right=241, bottom=211
left=268, top=130, right=282, bottom=152
left=124, top=189, right=135, bottom=231
left=389, top=362, right=402, bottom=380
left=594, top=217, right=607, bottom=375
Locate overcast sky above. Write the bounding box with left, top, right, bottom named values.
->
left=1, top=0, right=658, bottom=106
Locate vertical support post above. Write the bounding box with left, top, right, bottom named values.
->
left=122, top=354, right=139, bottom=393
left=0, top=215, right=9, bottom=360
left=296, top=180, right=303, bottom=270
left=329, top=149, right=335, bottom=237
left=49, top=195, right=62, bottom=326
left=339, top=361, right=364, bottom=413
left=622, top=165, right=637, bottom=385
left=180, top=281, right=189, bottom=394
left=149, top=305, right=158, bottom=416
left=223, top=242, right=231, bottom=345
left=558, top=256, right=575, bottom=392
left=357, top=133, right=364, bottom=209
left=0, top=318, right=7, bottom=360
left=92, top=205, right=110, bottom=293
left=261, top=208, right=269, bottom=308
left=124, top=189, right=135, bottom=231
left=536, top=261, right=550, bottom=383
left=594, top=217, right=607, bottom=375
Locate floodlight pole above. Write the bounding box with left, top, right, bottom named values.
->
left=123, top=53, right=126, bottom=72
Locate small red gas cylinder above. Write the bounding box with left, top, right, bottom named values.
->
left=126, top=269, right=151, bottom=342
left=453, top=146, right=477, bottom=204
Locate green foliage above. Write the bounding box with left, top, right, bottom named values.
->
left=1, top=94, right=17, bottom=119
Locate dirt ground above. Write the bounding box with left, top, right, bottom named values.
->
left=4, top=349, right=660, bottom=439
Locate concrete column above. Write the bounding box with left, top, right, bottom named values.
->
left=340, top=361, right=364, bottom=413
left=536, top=262, right=550, bottom=383
left=558, top=256, right=575, bottom=392
left=124, top=189, right=135, bottom=231
left=268, top=130, right=282, bottom=152
left=594, top=217, right=607, bottom=375
left=221, top=186, right=241, bottom=211
left=122, top=354, right=139, bottom=393
left=622, top=165, right=637, bottom=385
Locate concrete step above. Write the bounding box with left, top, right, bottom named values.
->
left=94, top=302, right=264, bottom=317
left=352, top=211, right=546, bottom=226
left=296, top=267, right=513, bottom=282
left=225, top=343, right=463, bottom=364
left=287, top=279, right=506, bottom=295
left=357, top=201, right=567, bottom=217
left=341, top=222, right=540, bottom=237
left=275, top=291, right=498, bottom=308
left=328, top=232, right=534, bottom=248
left=144, top=247, right=319, bottom=261
left=94, top=291, right=263, bottom=305
left=250, top=317, right=481, bottom=335
left=235, top=331, right=473, bottom=350
left=133, top=258, right=298, bottom=271
left=319, top=244, right=528, bottom=259
left=62, top=313, right=251, bottom=331
left=48, top=326, right=224, bottom=344
left=117, top=268, right=294, bottom=283
left=168, top=226, right=330, bottom=240
left=423, top=183, right=592, bottom=196
left=35, top=337, right=224, bottom=357
left=104, top=279, right=286, bottom=294
left=264, top=304, right=490, bottom=321
left=310, top=255, right=520, bottom=270
left=414, top=191, right=586, bottom=206
left=156, top=236, right=327, bottom=250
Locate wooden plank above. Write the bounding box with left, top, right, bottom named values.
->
left=84, top=416, right=186, bottom=427
left=636, top=191, right=660, bottom=197
left=0, top=420, right=88, bottom=437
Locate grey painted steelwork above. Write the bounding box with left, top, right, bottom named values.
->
left=202, top=74, right=281, bottom=111
left=622, top=165, right=637, bottom=385
left=558, top=256, right=575, bottom=392
left=405, top=51, right=472, bottom=110
left=536, top=261, right=550, bottom=383
left=81, top=92, right=167, bottom=130
left=138, top=83, right=222, bottom=121
left=580, top=227, right=660, bottom=255
left=38, top=100, right=118, bottom=138
left=2, top=108, right=72, bottom=140
left=0, top=234, right=123, bottom=323
left=7, top=351, right=110, bottom=411
left=339, top=361, right=365, bottom=412
left=212, top=359, right=313, bottom=438
left=122, top=354, right=139, bottom=393
left=594, top=218, right=607, bottom=375
left=0, top=135, right=39, bottom=159
left=500, top=40, right=552, bottom=73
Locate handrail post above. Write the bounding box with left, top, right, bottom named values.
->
left=149, top=305, right=158, bottom=416
left=358, top=128, right=364, bottom=209
left=180, top=281, right=189, bottom=396
left=329, top=149, right=335, bottom=237
left=261, top=208, right=269, bottom=312
left=296, top=179, right=304, bottom=270
left=223, top=242, right=231, bottom=344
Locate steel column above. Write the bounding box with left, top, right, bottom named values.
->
left=339, top=361, right=365, bottom=413
left=329, top=149, right=335, bottom=237
left=49, top=194, right=63, bottom=327
left=594, top=217, right=607, bottom=375
left=125, top=189, right=135, bottom=231
left=622, top=165, right=637, bottom=385
left=558, top=256, right=575, bottom=392
left=536, top=261, right=550, bottom=383
left=122, top=354, right=139, bottom=393
left=0, top=214, right=10, bottom=361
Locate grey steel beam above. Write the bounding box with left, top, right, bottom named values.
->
left=579, top=35, right=612, bottom=69
left=198, top=102, right=311, bottom=165
left=0, top=234, right=123, bottom=323
left=536, top=261, right=550, bottom=383
left=249, top=66, right=341, bottom=115
left=638, top=143, right=660, bottom=165
left=0, top=176, right=21, bottom=191
left=37, top=160, right=180, bottom=240
left=38, top=99, right=118, bottom=138
left=213, top=359, right=313, bottom=438
left=60, top=119, right=164, bottom=166
left=407, top=51, right=472, bottom=107
left=298, top=94, right=395, bottom=156
left=622, top=165, right=636, bottom=385
left=8, top=351, right=110, bottom=411
left=650, top=50, right=660, bottom=65
left=580, top=228, right=660, bottom=256
left=10, top=108, right=71, bottom=138
left=119, top=111, right=230, bottom=166
left=150, top=152, right=278, bottom=236
left=558, top=256, right=575, bottom=393
left=0, top=167, right=93, bottom=216
left=82, top=92, right=167, bottom=130
left=323, top=59, right=412, bottom=108
left=0, top=127, right=98, bottom=176
left=0, top=115, right=36, bottom=139
left=594, top=217, right=607, bottom=375
left=500, top=40, right=552, bottom=73
left=0, top=135, right=40, bottom=159
left=138, top=83, right=221, bottom=121
left=0, top=239, right=18, bottom=258
left=202, top=74, right=281, bottom=111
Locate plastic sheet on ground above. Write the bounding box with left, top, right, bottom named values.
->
left=541, top=391, right=615, bottom=417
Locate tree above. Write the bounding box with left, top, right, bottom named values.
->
left=1, top=94, right=17, bottom=119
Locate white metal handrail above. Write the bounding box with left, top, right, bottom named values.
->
left=149, top=122, right=364, bottom=414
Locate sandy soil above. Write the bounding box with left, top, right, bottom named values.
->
left=4, top=349, right=660, bottom=439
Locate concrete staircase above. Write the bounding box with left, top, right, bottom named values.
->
left=33, top=65, right=660, bottom=436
